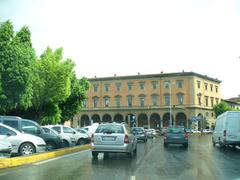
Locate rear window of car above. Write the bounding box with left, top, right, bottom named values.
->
left=132, top=129, right=144, bottom=133
left=95, top=125, right=124, bottom=134
left=167, top=127, right=185, bottom=133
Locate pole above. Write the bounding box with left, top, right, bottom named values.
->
left=169, top=81, right=172, bottom=127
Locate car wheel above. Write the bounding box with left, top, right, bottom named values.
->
left=63, top=140, right=70, bottom=148
left=212, top=138, right=216, bottom=147
left=19, top=142, right=36, bottom=156
left=77, top=138, right=85, bottom=145
left=184, top=144, right=188, bottom=148
left=164, top=143, right=168, bottom=148
left=92, top=152, right=98, bottom=158
left=46, top=141, right=57, bottom=151
left=133, top=146, right=137, bottom=154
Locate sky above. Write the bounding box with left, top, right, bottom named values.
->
left=0, top=0, right=240, bottom=99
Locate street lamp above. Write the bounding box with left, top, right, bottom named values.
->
left=165, top=81, right=173, bottom=127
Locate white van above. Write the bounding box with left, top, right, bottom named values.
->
left=212, top=111, right=240, bottom=148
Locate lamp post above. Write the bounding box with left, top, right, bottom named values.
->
left=169, top=81, right=172, bottom=127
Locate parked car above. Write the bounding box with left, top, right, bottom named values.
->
left=82, top=123, right=99, bottom=137
left=91, top=123, right=137, bottom=158
left=75, top=128, right=91, bottom=137
left=203, top=129, right=213, bottom=134
left=50, top=125, right=90, bottom=145
left=132, top=127, right=147, bottom=142
left=212, top=111, right=240, bottom=148
left=0, top=139, right=12, bottom=158
left=0, top=117, right=63, bottom=150
left=163, top=126, right=188, bottom=148
left=146, top=129, right=157, bottom=138
left=0, top=123, right=46, bottom=156
left=42, top=126, right=76, bottom=147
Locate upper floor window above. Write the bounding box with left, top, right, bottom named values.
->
left=115, top=83, right=121, bottom=92
left=93, top=84, right=99, bottom=92
left=152, top=81, right=157, bottom=90
left=151, top=94, right=158, bottom=106
left=210, top=84, right=213, bottom=92
left=139, top=82, right=145, bottom=90
left=215, top=85, right=218, bottom=93
left=104, top=84, right=110, bottom=92
left=197, top=93, right=202, bottom=105
left=83, top=100, right=87, bottom=108
left=176, top=80, right=183, bottom=88
left=197, top=81, right=201, bottom=89
left=210, top=97, right=214, bottom=107
left=164, top=80, right=170, bottom=89
left=177, top=93, right=184, bottom=105
left=139, top=95, right=145, bottom=107
left=205, top=83, right=208, bottom=91
left=205, top=96, right=209, bottom=106
left=93, top=96, right=99, bottom=108
left=104, top=96, right=110, bottom=107
left=115, top=96, right=121, bottom=107
left=127, top=82, right=133, bottom=91
left=127, top=95, right=133, bottom=107
left=164, top=93, right=170, bottom=106
left=216, top=98, right=219, bottom=104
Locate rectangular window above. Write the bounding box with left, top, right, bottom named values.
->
left=177, top=94, right=184, bottom=105
left=216, top=98, right=219, bottom=104
left=215, top=86, right=218, bottom=93
left=115, top=96, right=121, bottom=107
left=198, top=96, right=201, bottom=105
left=165, top=95, right=170, bottom=106
left=83, top=100, right=87, bottom=108
left=93, top=98, right=99, bottom=108
left=140, top=97, right=145, bottom=107
left=152, top=95, right=158, bottom=106
left=164, top=81, right=170, bottom=89
left=210, top=98, right=214, bottom=107
left=205, top=96, right=209, bottom=106
left=210, top=84, right=213, bottom=92
left=177, top=80, right=183, bottom=88
left=104, top=84, right=109, bottom=92
left=127, top=96, right=133, bottom=107
left=127, top=83, right=133, bottom=91
left=93, top=85, right=99, bottom=92
left=139, top=82, right=145, bottom=90
left=115, top=83, right=121, bottom=92
left=152, top=81, right=157, bottom=90
left=104, top=97, right=110, bottom=107
left=205, top=83, right=208, bottom=91
left=197, top=81, right=201, bottom=89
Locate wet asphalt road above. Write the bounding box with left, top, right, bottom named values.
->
left=0, top=135, right=240, bottom=180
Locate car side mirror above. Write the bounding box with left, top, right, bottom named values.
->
left=37, top=129, right=41, bottom=134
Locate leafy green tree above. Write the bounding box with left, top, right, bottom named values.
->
left=0, top=20, right=35, bottom=114
left=213, top=101, right=232, bottom=117
left=59, top=76, right=90, bottom=123
left=31, top=47, right=75, bottom=124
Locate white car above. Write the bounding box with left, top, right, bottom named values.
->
left=42, top=126, right=76, bottom=147
left=0, top=123, right=46, bottom=156
left=50, top=125, right=90, bottom=145
left=0, top=139, right=12, bottom=158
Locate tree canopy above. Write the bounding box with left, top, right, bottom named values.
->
left=0, top=20, right=89, bottom=124
left=213, top=101, right=232, bottom=117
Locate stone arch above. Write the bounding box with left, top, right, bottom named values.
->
left=91, top=114, right=101, bottom=124
left=175, top=112, right=187, bottom=127
left=80, top=114, right=90, bottom=127
left=162, top=113, right=173, bottom=127
left=150, top=113, right=161, bottom=129
left=102, top=114, right=112, bottom=123
left=138, top=113, right=148, bottom=128
left=114, top=114, right=124, bottom=123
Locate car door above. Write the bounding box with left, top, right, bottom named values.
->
left=0, top=125, right=19, bottom=152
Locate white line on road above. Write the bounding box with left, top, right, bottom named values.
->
left=34, top=149, right=90, bottom=165
left=131, top=176, right=136, bottom=180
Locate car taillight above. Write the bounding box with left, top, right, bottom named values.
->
left=223, top=130, right=226, bottom=137
left=124, top=134, right=129, bottom=144
left=91, top=134, right=94, bottom=143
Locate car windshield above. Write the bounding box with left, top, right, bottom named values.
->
left=95, top=125, right=124, bottom=134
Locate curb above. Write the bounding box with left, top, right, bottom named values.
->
left=0, top=144, right=91, bottom=169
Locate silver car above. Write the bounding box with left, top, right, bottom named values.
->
left=0, top=123, right=46, bottom=156
left=0, top=139, right=12, bottom=158
left=91, top=123, right=137, bottom=158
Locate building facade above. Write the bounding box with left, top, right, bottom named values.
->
left=73, top=72, right=221, bottom=130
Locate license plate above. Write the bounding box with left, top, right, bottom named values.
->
left=102, top=137, right=115, bottom=141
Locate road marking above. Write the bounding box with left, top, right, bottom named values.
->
left=131, top=176, right=136, bottom=180
left=34, top=149, right=90, bottom=165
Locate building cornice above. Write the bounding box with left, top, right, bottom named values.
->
left=88, top=72, right=221, bottom=83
